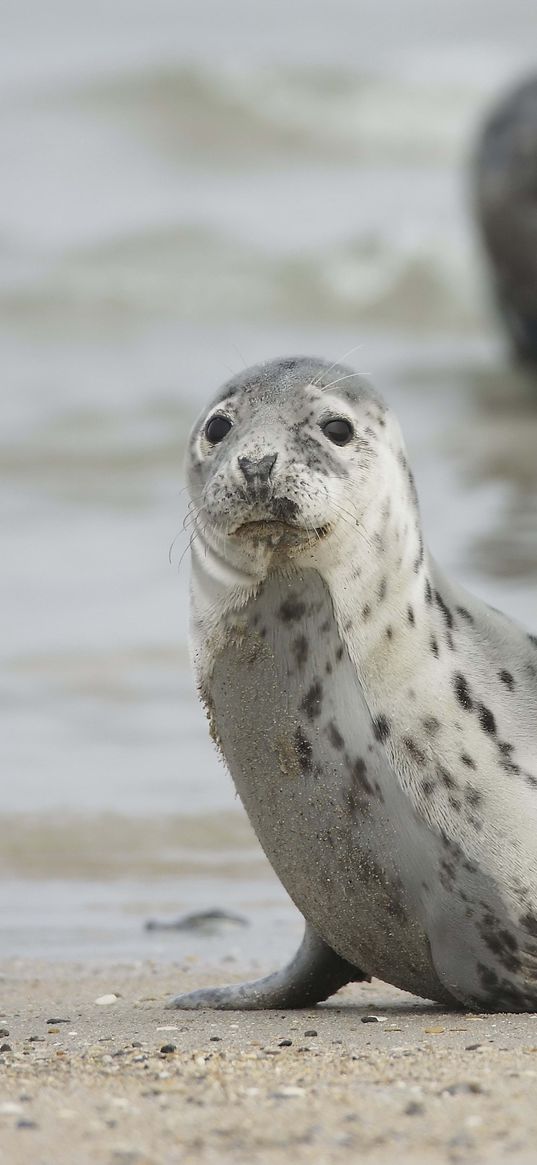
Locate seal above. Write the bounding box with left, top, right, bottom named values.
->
left=475, top=74, right=537, bottom=365
left=171, top=355, right=537, bottom=1012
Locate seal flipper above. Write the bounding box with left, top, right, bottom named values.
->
left=168, top=923, right=368, bottom=1010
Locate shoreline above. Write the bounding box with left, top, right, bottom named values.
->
left=1, top=959, right=537, bottom=1164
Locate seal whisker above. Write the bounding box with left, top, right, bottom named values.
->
left=182, top=505, right=204, bottom=533
left=231, top=342, right=248, bottom=369
left=330, top=499, right=377, bottom=555
left=177, top=523, right=206, bottom=573
left=311, top=344, right=364, bottom=387
left=169, top=500, right=206, bottom=564
left=319, top=371, right=367, bottom=394
left=169, top=525, right=190, bottom=565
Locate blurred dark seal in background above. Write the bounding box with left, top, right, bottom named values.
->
left=475, top=76, right=537, bottom=367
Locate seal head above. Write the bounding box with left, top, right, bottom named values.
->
left=187, top=355, right=415, bottom=605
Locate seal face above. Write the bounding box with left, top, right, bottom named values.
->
left=175, top=355, right=537, bottom=1013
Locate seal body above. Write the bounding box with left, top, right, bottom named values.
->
left=174, top=356, right=537, bottom=1012
left=475, top=75, right=537, bottom=365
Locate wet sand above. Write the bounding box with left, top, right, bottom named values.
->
left=2, top=959, right=537, bottom=1164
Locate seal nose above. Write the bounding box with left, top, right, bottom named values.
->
left=238, top=453, right=277, bottom=485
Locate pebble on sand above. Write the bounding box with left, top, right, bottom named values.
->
left=94, top=995, right=119, bottom=1006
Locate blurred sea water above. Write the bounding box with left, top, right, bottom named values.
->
left=2, top=0, right=537, bottom=963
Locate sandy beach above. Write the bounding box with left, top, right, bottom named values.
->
left=2, top=958, right=537, bottom=1165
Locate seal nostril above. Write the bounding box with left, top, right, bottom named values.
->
left=238, top=453, right=277, bottom=484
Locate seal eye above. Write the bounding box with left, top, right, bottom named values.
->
left=321, top=417, right=354, bottom=446
left=205, top=414, right=232, bottom=444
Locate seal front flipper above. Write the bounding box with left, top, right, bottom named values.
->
left=168, top=923, right=368, bottom=1010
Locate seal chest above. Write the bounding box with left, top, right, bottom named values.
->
left=171, top=354, right=537, bottom=1013
left=208, top=568, right=451, bottom=1003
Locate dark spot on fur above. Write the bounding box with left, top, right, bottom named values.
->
left=454, top=673, right=473, bottom=711
left=342, top=756, right=377, bottom=816
left=407, top=605, right=415, bottom=626
left=499, top=744, right=521, bottom=774
left=276, top=357, right=300, bottom=371
left=461, top=753, right=476, bottom=769
left=413, top=535, right=424, bottom=573
left=351, top=757, right=375, bottom=796
left=521, top=912, right=537, bottom=937
left=378, top=576, right=387, bottom=602
left=440, top=856, right=457, bottom=890
left=362, top=603, right=371, bottom=620
left=434, top=590, right=454, bottom=630
left=465, top=786, right=483, bottom=808
left=438, top=765, right=457, bottom=790
left=373, top=715, right=390, bottom=743
left=423, top=716, right=440, bottom=737
left=403, top=736, right=426, bottom=765
left=300, top=680, right=323, bottom=721
left=430, top=635, right=439, bottom=658
left=477, top=963, right=499, bottom=991
left=292, top=635, right=308, bottom=669
left=477, top=703, right=496, bottom=736
left=422, top=779, right=436, bottom=796
left=295, top=728, right=313, bottom=774
left=498, top=669, right=515, bottom=691
left=456, top=606, right=474, bottom=623
left=479, top=916, right=521, bottom=973
left=327, top=721, right=344, bottom=750
left=385, top=625, right=393, bottom=640
left=279, top=596, right=306, bottom=623
left=424, top=578, right=433, bottom=605
left=407, top=468, right=419, bottom=505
